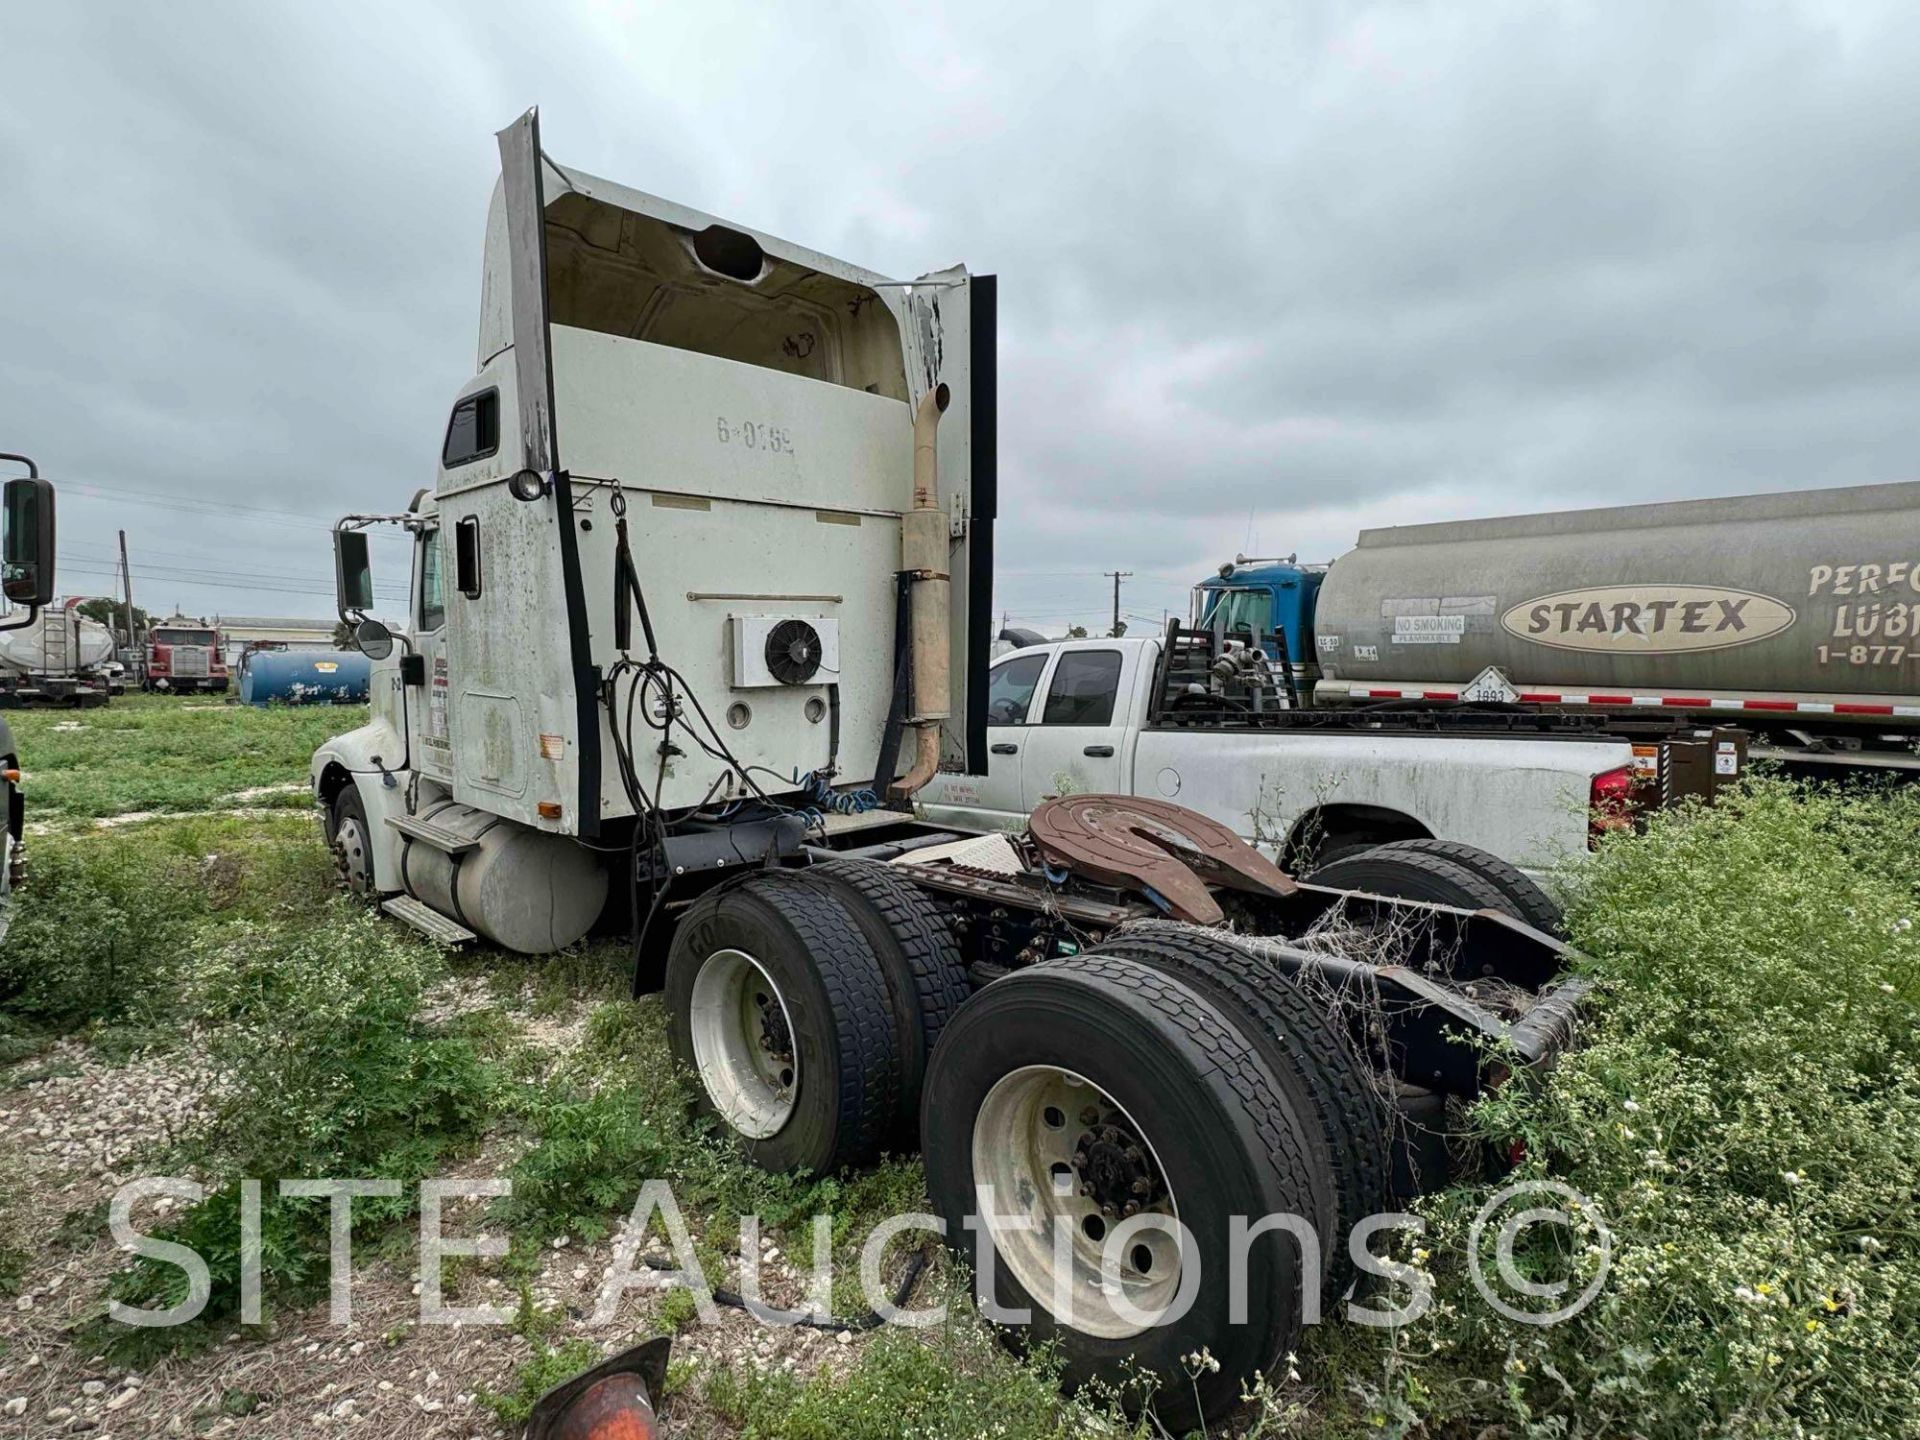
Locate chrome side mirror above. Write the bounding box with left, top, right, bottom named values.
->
left=354, top=617, right=395, bottom=661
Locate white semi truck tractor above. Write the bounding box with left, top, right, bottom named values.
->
left=314, top=112, right=1591, bottom=1427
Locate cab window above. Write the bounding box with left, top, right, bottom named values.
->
left=987, top=652, right=1047, bottom=725
left=1041, top=649, right=1123, bottom=725
left=1204, top=587, right=1273, bottom=637
left=442, top=390, right=499, bottom=468
left=417, top=528, right=446, bottom=631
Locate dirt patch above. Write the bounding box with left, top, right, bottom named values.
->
left=27, top=808, right=313, bottom=839
left=0, top=1000, right=896, bottom=1437
left=221, top=785, right=309, bottom=804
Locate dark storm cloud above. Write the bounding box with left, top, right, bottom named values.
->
left=3, top=0, right=1916, bottom=633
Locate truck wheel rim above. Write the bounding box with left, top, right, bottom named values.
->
left=688, top=948, right=798, bottom=1139
left=334, top=815, right=372, bottom=895
left=971, top=1064, right=1184, bottom=1340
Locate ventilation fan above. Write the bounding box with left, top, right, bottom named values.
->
left=763, top=619, right=824, bottom=685
left=728, top=616, right=839, bottom=687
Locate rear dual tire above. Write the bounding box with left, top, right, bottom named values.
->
left=922, top=942, right=1369, bottom=1429
left=922, top=956, right=1306, bottom=1429
left=665, top=872, right=900, bottom=1174
left=665, top=868, right=1392, bottom=1427
left=797, top=858, right=971, bottom=1142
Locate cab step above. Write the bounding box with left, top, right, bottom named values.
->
left=381, top=895, right=477, bottom=946
left=387, top=813, right=479, bottom=855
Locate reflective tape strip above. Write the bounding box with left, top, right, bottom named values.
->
left=1356, top=688, right=1459, bottom=700
left=1343, top=685, right=1920, bottom=718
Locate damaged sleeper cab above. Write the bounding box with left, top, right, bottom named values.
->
left=311, top=111, right=1582, bottom=1429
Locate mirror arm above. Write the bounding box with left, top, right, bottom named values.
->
left=342, top=607, right=415, bottom=656
left=339, top=512, right=426, bottom=534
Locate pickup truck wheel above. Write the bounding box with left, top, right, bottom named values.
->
left=922, top=953, right=1313, bottom=1430
left=1093, top=925, right=1391, bottom=1296
left=666, top=873, right=900, bottom=1174
left=330, top=788, right=375, bottom=897
left=796, top=858, right=971, bottom=1142
left=1364, top=839, right=1563, bottom=935
left=1305, top=846, right=1514, bottom=918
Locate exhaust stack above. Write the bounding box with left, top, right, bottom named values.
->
left=891, top=382, right=951, bottom=799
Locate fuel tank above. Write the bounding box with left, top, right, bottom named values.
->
left=238, top=651, right=371, bottom=706
left=398, top=798, right=608, bottom=954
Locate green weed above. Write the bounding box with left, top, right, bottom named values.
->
left=0, top=813, right=333, bottom=1056
left=7, top=695, right=361, bottom=820
left=87, top=912, right=502, bottom=1358
left=1307, top=777, right=1920, bottom=1439
left=656, top=1284, right=698, bottom=1333
left=706, top=1309, right=1148, bottom=1440
left=498, top=995, right=930, bottom=1293
left=478, top=1338, right=603, bottom=1425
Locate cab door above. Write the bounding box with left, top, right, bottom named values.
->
left=410, top=523, right=454, bottom=784
left=916, top=649, right=1047, bottom=829
left=1018, top=644, right=1131, bottom=811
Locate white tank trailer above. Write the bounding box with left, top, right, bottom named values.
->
left=0, top=604, right=117, bottom=705
left=1312, top=481, right=1920, bottom=761
left=0, top=608, right=115, bottom=677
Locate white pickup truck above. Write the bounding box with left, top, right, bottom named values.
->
left=917, top=636, right=1638, bottom=875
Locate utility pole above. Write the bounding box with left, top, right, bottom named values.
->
left=117, top=530, right=137, bottom=651
left=1103, top=571, right=1132, bottom=637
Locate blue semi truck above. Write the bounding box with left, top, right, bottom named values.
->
left=1191, top=554, right=1326, bottom=669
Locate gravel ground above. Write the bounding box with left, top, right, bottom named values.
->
left=0, top=1006, right=883, bottom=1438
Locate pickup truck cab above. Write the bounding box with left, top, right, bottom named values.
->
left=917, top=636, right=1633, bottom=874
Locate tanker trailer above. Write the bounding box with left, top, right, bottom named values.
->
left=1310, top=480, right=1920, bottom=769
left=0, top=602, right=115, bottom=706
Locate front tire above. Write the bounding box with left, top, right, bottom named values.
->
left=665, top=873, right=900, bottom=1174
left=922, top=954, right=1317, bottom=1429
left=330, top=786, right=375, bottom=897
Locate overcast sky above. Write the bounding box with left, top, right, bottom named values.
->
left=3, top=0, right=1917, bottom=634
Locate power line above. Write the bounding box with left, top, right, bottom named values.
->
left=44, top=475, right=354, bottom=529
left=60, top=558, right=406, bottom=599
left=60, top=552, right=404, bottom=589
left=57, top=562, right=401, bottom=603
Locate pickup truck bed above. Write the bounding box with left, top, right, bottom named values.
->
left=919, top=636, right=1630, bottom=873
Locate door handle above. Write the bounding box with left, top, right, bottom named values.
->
left=1083, top=744, right=1115, bottom=758
left=991, top=742, right=1019, bottom=755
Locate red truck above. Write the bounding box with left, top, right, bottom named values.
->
left=144, top=616, right=229, bottom=694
